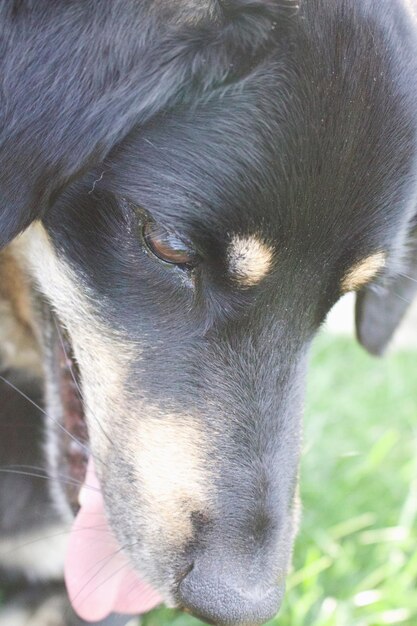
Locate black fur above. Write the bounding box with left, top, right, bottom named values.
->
left=1, top=1, right=417, bottom=625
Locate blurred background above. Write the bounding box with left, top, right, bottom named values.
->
left=140, top=295, right=417, bottom=626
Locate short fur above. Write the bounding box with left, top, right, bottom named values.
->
left=1, top=1, right=417, bottom=625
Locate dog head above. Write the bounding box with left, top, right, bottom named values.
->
left=2, top=1, right=417, bottom=624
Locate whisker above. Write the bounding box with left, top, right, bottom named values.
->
left=0, top=373, right=46, bottom=415
left=0, top=465, right=99, bottom=492
left=69, top=547, right=126, bottom=606
left=393, top=291, right=412, bottom=304
left=400, top=272, right=417, bottom=285
left=72, top=543, right=125, bottom=583
left=78, top=561, right=133, bottom=612
left=69, top=539, right=140, bottom=609
left=53, top=315, right=84, bottom=401
left=53, top=317, right=115, bottom=451
left=0, top=523, right=110, bottom=558
left=65, top=546, right=140, bottom=626
left=124, top=563, right=147, bottom=600
left=0, top=373, right=93, bottom=462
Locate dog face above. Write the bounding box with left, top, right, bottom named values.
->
left=3, top=1, right=417, bottom=625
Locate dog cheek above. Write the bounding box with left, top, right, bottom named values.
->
left=73, top=337, right=132, bottom=455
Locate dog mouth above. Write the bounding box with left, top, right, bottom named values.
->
left=53, top=315, right=89, bottom=512
left=50, top=313, right=164, bottom=620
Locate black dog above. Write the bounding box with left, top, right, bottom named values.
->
left=1, top=1, right=417, bottom=625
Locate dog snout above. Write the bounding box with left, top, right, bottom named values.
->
left=177, top=558, right=284, bottom=626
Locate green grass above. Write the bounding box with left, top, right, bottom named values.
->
left=143, top=332, right=417, bottom=626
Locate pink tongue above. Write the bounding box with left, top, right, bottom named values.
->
left=65, top=459, right=162, bottom=622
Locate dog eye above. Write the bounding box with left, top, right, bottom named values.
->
left=143, top=222, right=197, bottom=267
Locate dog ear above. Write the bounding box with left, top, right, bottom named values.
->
left=0, top=2, right=299, bottom=250
left=0, top=27, right=149, bottom=248
left=355, top=228, right=417, bottom=355
left=0, top=1, right=300, bottom=249
left=0, top=57, right=174, bottom=248
left=0, top=5, right=225, bottom=249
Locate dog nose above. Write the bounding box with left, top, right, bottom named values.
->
left=177, top=561, right=283, bottom=626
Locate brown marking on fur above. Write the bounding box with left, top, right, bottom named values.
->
left=0, top=245, right=41, bottom=373
left=341, top=252, right=386, bottom=292
left=0, top=247, right=34, bottom=328
left=134, top=415, right=211, bottom=544
left=228, top=235, right=274, bottom=287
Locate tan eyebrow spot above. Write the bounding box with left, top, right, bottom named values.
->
left=341, top=251, right=386, bottom=292
left=228, top=235, right=273, bottom=287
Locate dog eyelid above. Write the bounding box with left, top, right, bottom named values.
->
left=142, top=221, right=198, bottom=268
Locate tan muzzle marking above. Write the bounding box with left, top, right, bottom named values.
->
left=134, top=415, right=211, bottom=543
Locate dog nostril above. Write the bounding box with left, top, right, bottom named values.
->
left=177, top=563, right=284, bottom=626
